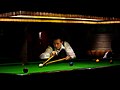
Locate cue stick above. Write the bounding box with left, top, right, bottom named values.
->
left=46, top=58, right=66, bottom=65
left=42, top=55, right=54, bottom=65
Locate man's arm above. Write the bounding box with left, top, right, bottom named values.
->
left=40, top=46, right=53, bottom=59
left=64, top=41, right=76, bottom=60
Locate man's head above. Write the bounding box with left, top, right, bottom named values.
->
left=53, top=38, right=63, bottom=50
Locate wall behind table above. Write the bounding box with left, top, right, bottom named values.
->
left=0, top=22, right=120, bottom=64
left=0, top=22, right=26, bottom=64
left=87, top=24, right=120, bottom=59
left=27, top=23, right=120, bottom=60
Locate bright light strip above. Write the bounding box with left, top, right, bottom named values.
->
left=0, top=18, right=120, bottom=24
left=10, top=15, right=103, bottom=21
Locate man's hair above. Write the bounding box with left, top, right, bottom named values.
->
left=48, top=35, right=64, bottom=46
left=53, top=37, right=63, bottom=42
left=51, top=35, right=64, bottom=42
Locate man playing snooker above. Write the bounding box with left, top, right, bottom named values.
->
left=39, top=36, right=76, bottom=67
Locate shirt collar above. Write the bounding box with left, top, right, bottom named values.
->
left=54, top=44, right=65, bottom=51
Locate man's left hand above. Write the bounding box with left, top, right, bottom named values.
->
left=65, top=56, right=71, bottom=60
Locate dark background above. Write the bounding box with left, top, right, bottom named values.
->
left=0, top=0, right=119, bottom=18
left=0, top=22, right=120, bottom=64
left=0, top=0, right=120, bottom=64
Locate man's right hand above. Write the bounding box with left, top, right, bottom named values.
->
left=50, top=51, right=57, bottom=56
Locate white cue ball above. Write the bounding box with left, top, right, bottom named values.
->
left=39, top=63, right=43, bottom=67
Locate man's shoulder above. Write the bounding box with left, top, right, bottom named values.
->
left=63, top=41, right=68, bottom=44
left=47, top=45, right=53, bottom=49
left=63, top=41, right=70, bottom=46
left=64, top=41, right=69, bottom=43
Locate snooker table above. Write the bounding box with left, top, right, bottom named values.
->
left=0, top=59, right=120, bottom=81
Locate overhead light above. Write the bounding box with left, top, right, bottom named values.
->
left=10, top=15, right=103, bottom=21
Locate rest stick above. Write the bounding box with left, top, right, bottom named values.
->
left=42, top=55, right=54, bottom=65
left=46, top=58, right=66, bottom=65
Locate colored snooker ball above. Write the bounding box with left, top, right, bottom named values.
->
left=110, top=60, right=113, bottom=64
left=96, top=59, right=99, bottom=62
left=23, top=68, right=28, bottom=73
left=69, top=62, right=73, bottom=66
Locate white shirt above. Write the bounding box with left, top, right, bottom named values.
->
left=103, top=51, right=109, bottom=59
left=40, top=41, right=76, bottom=59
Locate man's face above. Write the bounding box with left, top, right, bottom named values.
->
left=53, top=39, right=63, bottom=50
